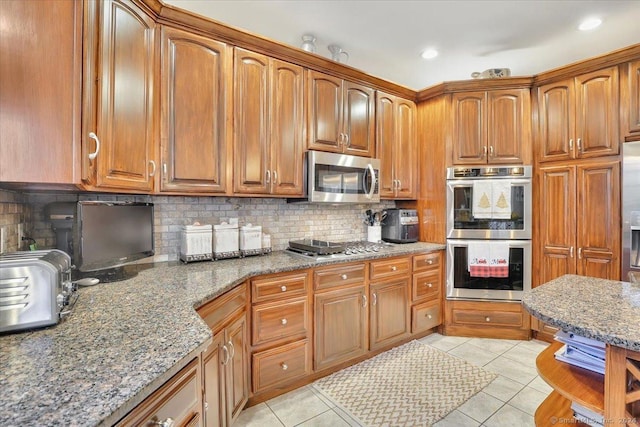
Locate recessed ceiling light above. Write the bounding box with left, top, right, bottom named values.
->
left=421, top=49, right=438, bottom=59
left=578, top=17, right=602, bottom=31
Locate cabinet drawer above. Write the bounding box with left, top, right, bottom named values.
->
left=117, top=358, right=201, bottom=427
left=314, top=263, right=366, bottom=291
left=413, top=252, right=441, bottom=272
left=452, top=308, right=523, bottom=327
left=412, top=301, right=441, bottom=334
left=412, top=270, right=440, bottom=303
left=251, top=271, right=309, bottom=304
left=197, top=284, right=247, bottom=333
left=252, top=339, right=311, bottom=393
left=370, top=257, right=411, bottom=280
left=252, top=298, right=309, bottom=346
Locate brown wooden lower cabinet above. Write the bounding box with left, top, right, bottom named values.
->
left=412, top=300, right=442, bottom=334
left=252, top=339, right=312, bottom=393
left=116, top=357, right=202, bottom=427
left=443, top=299, right=531, bottom=340
left=369, top=278, right=411, bottom=350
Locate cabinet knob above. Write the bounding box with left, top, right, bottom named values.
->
left=425, top=283, right=433, bottom=288
left=485, top=317, right=491, bottom=322
left=281, top=318, right=287, bottom=325
left=281, top=285, right=287, bottom=292
left=150, top=417, right=175, bottom=427
left=391, top=266, right=397, bottom=271
left=427, top=259, right=433, bottom=265
left=427, top=314, right=432, bottom=319
left=341, top=274, right=348, bottom=280
left=281, top=363, right=288, bottom=371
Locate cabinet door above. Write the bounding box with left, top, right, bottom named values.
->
left=224, top=315, right=249, bottom=425
left=538, top=166, right=576, bottom=285
left=0, top=0, right=81, bottom=184
left=160, top=27, right=230, bottom=193
left=536, top=79, right=575, bottom=162
left=621, top=60, right=640, bottom=141
left=375, top=92, right=397, bottom=197
left=451, top=91, right=487, bottom=164
left=369, top=279, right=411, bottom=350
left=307, top=70, right=342, bottom=152
left=576, top=161, right=621, bottom=280
left=270, top=59, right=305, bottom=195
left=234, top=48, right=270, bottom=194
left=202, top=333, right=225, bottom=427
left=487, top=89, right=529, bottom=164
left=394, top=98, right=417, bottom=198
left=575, top=67, right=620, bottom=158
left=92, top=0, right=156, bottom=191
left=343, top=81, right=375, bottom=157
left=314, top=286, right=368, bottom=371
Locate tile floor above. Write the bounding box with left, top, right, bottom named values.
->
left=235, top=333, right=551, bottom=427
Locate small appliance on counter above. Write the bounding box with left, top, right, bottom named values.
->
left=240, top=224, right=263, bottom=257
left=213, top=221, right=240, bottom=260
left=180, top=224, right=213, bottom=263
left=381, top=209, right=419, bottom=243
left=0, top=249, right=78, bottom=333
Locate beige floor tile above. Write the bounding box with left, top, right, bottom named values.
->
left=433, top=409, right=481, bottom=427
left=266, top=387, right=331, bottom=427
left=447, top=341, right=501, bottom=367
left=309, top=384, right=336, bottom=408
left=456, top=391, right=504, bottom=423
left=501, top=343, right=543, bottom=366
left=296, top=409, right=350, bottom=427
left=527, top=376, right=554, bottom=395
left=467, top=337, right=520, bottom=355
left=332, top=406, right=365, bottom=427
left=483, top=355, right=539, bottom=385
left=482, top=375, right=526, bottom=402
left=234, top=402, right=284, bottom=427
left=483, top=403, right=535, bottom=427
left=507, top=386, right=548, bottom=416
left=419, top=333, right=471, bottom=352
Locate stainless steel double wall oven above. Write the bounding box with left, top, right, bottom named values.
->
left=446, top=166, right=532, bottom=301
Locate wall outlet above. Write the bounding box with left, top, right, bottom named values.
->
left=0, top=227, right=5, bottom=254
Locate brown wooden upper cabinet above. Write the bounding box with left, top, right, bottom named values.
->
left=234, top=48, right=305, bottom=196
left=621, top=60, right=640, bottom=142
left=451, top=88, right=531, bottom=165
left=82, top=0, right=157, bottom=192
left=537, top=66, right=619, bottom=162
left=0, top=0, right=82, bottom=185
left=376, top=92, right=417, bottom=199
left=537, top=160, right=620, bottom=286
left=307, top=70, right=375, bottom=157
left=159, top=26, right=232, bottom=194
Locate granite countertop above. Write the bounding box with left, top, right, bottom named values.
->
left=522, top=274, right=640, bottom=352
left=0, top=242, right=444, bottom=427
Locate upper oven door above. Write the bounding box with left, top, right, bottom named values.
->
left=446, top=178, right=532, bottom=239
left=307, top=151, right=380, bottom=203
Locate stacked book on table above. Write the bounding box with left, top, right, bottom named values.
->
left=554, top=330, right=606, bottom=427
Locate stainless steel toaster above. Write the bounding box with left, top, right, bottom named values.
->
left=0, top=249, right=77, bottom=333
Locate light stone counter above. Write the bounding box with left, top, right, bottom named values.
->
left=522, top=274, right=640, bottom=352
left=0, top=242, right=444, bottom=427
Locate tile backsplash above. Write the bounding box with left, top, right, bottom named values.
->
left=0, top=190, right=32, bottom=253
left=16, top=191, right=394, bottom=262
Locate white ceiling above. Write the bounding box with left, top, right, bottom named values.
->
left=165, top=0, right=640, bottom=90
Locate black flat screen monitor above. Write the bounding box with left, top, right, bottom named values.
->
left=75, top=201, right=154, bottom=282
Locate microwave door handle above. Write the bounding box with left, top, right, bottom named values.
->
left=364, top=164, right=376, bottom=199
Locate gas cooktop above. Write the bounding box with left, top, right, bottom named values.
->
left=285, top=239, right=393, bottom=261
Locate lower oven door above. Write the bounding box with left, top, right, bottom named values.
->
left=446, top=239, right=531, bottom=301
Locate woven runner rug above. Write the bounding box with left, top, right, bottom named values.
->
left=312, top=340, right=497, bottom=427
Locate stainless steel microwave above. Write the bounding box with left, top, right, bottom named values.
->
left=305, top=150, right=380, bottom=203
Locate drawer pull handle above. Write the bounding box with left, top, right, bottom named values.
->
left=222, top=345, right=229, bottom=365
left=362, top=294, right=367, bottom=307
left=150, top=417, right=175, bottom=427
left=281, top=285, right=287, bottom=292
left=425, top=283, right=433, bottom=288
left=228, top=340, right=235, bottom=360
left=391, top=266, right=397, bottom=271
left=281, top=318, right=287, bottom=325
left=427, top=314, right=432, bottom=319
left=341, top=274, right=348, bottom=280
left=281, top=363, right=288, bottom=371
left=485, top=317, right=491, bottom=322
left=372, top=292, right=377, bottom=306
